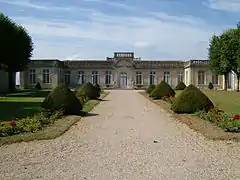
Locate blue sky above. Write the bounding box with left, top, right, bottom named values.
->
left=0, top=0, right=240, bottom=60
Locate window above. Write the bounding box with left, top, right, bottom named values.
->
left=105, top=71, right=112, bottom=85
left=29, top=69, right=36, bottom=84
left=212, top=74, right=218, bottom=85
left=150, top=71, right=156, bottom=85
left=178, top=72, right=184, bottom=83
left=78, top=71, right=84, bottom=85
left=43, top=69, right=50, bottom=84
left=228, top=72, right=232, bottom=89
left=164, top=72, right=170, bottom=84
left=185, top=71, right=188, bottom=83
left=136, top=71, right=142, bottom=85
left=92, top=71, right=99, bottom=84
left=198, top=71, right=205, bottom=85
left=64, top=71, right=71, bottom=85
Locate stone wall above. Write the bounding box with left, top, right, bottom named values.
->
left=20, top=67, right=60, bottom=89
left=19, top=58, right=230, bottom=90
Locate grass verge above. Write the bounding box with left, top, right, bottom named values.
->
left=139, top=91, right=240, bottom=142
left=0, top=91, right=109, bottom=146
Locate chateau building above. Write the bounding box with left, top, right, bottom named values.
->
left=19, top=52, right=237, bottom=90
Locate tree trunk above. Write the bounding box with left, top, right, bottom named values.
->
left=224, top=74, right=228, bottom=91
left=237, top=74, right=240, bottom=92
left=7, top=70, right=15, bottom=93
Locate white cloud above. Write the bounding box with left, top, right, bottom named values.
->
left=84, top=0, right=134, bottom=10
left=205, top=0, right=240, bottom=12
left=0, top=0, right=95, bottom=12
left=5, top=2, right=226, bottom=60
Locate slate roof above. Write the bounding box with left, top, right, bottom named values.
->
left=28, top=59, right=208, bottom=69
left=133, top=60, right=185, bottom=69
left=63, top=60, right=115, bottom=69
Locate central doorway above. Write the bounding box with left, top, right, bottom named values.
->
left=120, top=72, right=127, bottom=88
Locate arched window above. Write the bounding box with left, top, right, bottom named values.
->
left=150, top=71, right=156, bottom=85
left=178, top=71, right=183, bottom=83
left=198, top=71, right=205, bottom=85
left=78, top=71, right=84, bottom=85
left=212, top=74, right=218, bottom=85
left=164, top=72, right=170, bottom=84
left=92, top=71, right=99, bottom=84
left=136, top=71, right=142, bottom=85
left=64, top=70, right=71, bottom=85
left=105, top=71, right=112, bottom=85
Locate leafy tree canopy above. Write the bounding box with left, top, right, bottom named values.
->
left=0, top=13, right=33, bottom=72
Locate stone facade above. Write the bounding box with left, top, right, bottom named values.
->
left=19, top=52, right=238, bottom=90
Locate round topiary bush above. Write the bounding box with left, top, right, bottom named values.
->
left=78, top=82, right=100, bottom=100
left=208, top=82, right=214, bottom=90
left=175, top=81, right=186, bottom=90
left=35, top=82, right=41, bottom=90
left=41, top=83, right=82, bottom=115
left=171, top=84, right=214, bottom=114
left=149, top=81, right=175, bottom=99
left=146, top=84, right=156, bottom=94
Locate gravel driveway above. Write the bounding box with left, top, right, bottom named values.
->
left=0, top=90, right=240, bottom=180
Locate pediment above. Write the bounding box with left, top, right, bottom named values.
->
left=115, top=59, right=133, bottom=67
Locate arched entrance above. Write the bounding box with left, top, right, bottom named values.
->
left=120, top=72, right=127, bottom=88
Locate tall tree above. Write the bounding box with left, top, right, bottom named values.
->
left=208, top=32, right=234, bottom=91
left=209, top=35, right=227, bottom=90
left=229, top=23, right=240, bottom=91
left=0, top=13, right=33, bottom=92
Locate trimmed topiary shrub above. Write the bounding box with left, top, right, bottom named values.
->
left=77, top=82, right=100, bottom=100
left=35, top=82, right=41, bottom=90
left=94, top=83, right=101, bottom=93
left=149, top=80, right=175, bottom=99
left=41, top=83, right=82, bottom=115
left=146, top=84, right=156, bottom=94
left=175, top=81, right=186, bottom=90
left=208, top=82, right=214, bottom=90
left=171, top=84, right=214, bottom=114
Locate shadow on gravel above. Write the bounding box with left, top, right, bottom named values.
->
left=98, top=99, right=109, bottom=101
left=85, top=113, right=99, bottom=117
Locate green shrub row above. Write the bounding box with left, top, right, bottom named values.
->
left=0, top=82, right=103, bottom=137
left=42, top=82, right=102, bottom=115
left=146, top=81, right=240, bottom=132
left=146, top=81, right=213, bottom=113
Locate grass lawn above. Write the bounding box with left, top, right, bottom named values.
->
left=202, top=90, right=240, bottom=115
left=0, top=90, right=109, bottom=146
left=0, top=89, right=51, bottom=122
left=175, top=90, right=240, bottom=115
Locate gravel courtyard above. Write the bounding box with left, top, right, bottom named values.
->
left=0, top=90, right=240, bottom=180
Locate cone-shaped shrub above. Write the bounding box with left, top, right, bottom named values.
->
left=94, top=83, right=101, bottom=94
left=175, top=81, right=186, bottom=90
left=35, top=82, right=41, bottom=90
left=171, top=84, right=214, bottom=114
left=149, top=80, right=175, bottom=99
left=77, top=82, right=100, bottom=100
left=208, top=82, right=214, bottom=90
left=41, top=83, right=82, bottom=115
left=146, top=84, right=156, bottom=94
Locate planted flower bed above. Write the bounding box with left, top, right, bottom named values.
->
left=161, top=91, right=240, bottom=133
left=196, top=106, right=240, bottom=132
left=0, top=109, right=63, bottom=137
